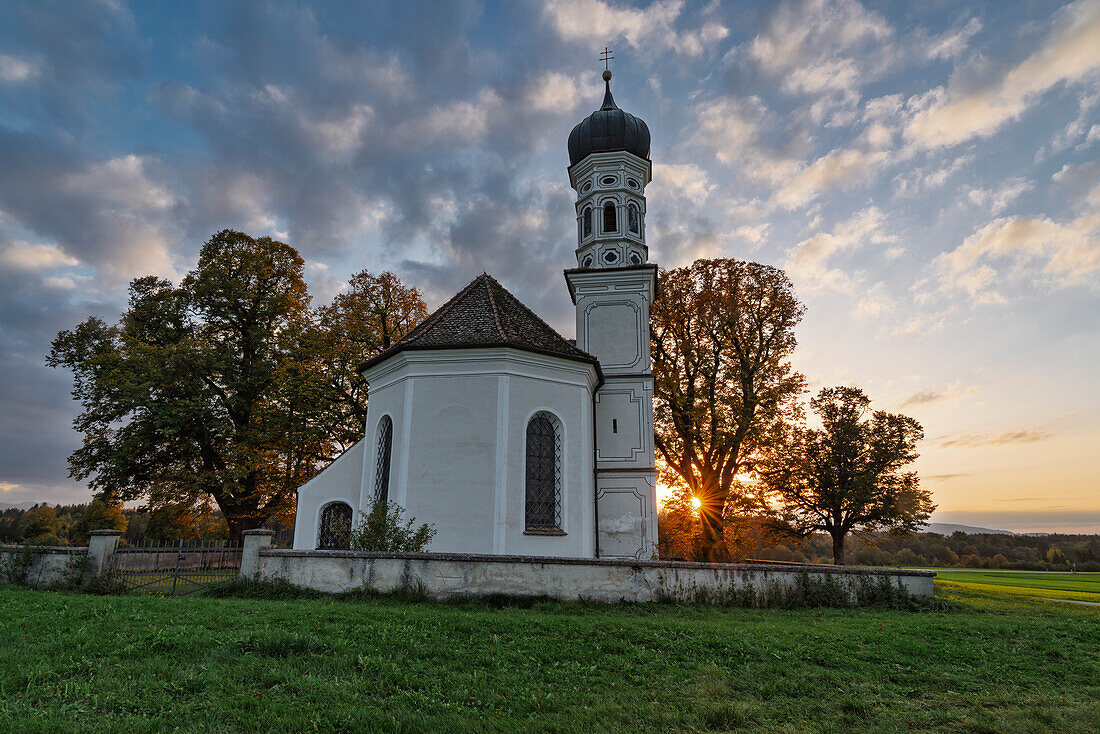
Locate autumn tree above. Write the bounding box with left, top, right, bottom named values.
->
left=70, top=496, right=128, bottom=544
left=20, top=505, right=61, bottom=544
left=651, top=258, right=806, bottom=560
left=316, top=270, right=428, bottom=451
left=48, top=230, right=426, bottom=542
left=757, top=386, right=935, bottom=565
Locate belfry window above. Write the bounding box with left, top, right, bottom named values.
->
left=374, top=415, right=393, bottom=503
left=525, top=412, right=562, bottom=531
left=582, top=206, right=592, bottom=238
left=628, top=203, right=640, bottom=234
left=318, top=502, right=352, bottom=550
left=602, top=202, right=617, bottom=234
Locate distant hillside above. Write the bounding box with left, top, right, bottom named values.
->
left=924, top=523, right=1013, bottom=536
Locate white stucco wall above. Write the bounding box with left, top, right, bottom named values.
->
left=353, top=348, right=599, bottom=558
left=256, top=550, right=936, bottom=603
left=292, top=439, right=365, bottom=550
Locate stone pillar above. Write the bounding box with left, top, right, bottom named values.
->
left=87, top=530, right=123, bottom=575
left=241, top=529, right=274, bottom=580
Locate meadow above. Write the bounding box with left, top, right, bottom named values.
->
left=1, top=577, right=1097, bottom=733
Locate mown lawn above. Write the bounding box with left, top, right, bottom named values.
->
left=1, top=582, right=1097, bottom=733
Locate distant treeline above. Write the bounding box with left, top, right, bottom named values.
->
left=1, top=502, right=229, bottom=546
left=751, top=531, right=1100, bottom=571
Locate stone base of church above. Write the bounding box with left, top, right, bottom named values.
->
left=251, top=549, right=935, bottom=604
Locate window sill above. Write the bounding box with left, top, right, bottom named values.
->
left=523, top=528, right=567, bottom=537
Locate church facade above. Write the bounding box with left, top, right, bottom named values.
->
left=293, top=71, right=658, bottom=559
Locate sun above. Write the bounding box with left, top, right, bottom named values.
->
left=691, top=496, right=702, bottom=510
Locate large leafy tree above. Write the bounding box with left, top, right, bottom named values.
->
left=651, top=258, right=806, bottom=560
left=316, top=270, right=428, bottom=451
left=757, top=386, right=935, bottom=565
left=48, top=230, right=425, bottom=542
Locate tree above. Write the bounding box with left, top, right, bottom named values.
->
left=48, top=230, right=427, bottom=542
left=651, top=258, right=806, bottom=559
left=758, top=386, right=935, bottom=565
left=316, top=270, right=428, bottom=451
left=70, top=496, right=128, bottom=545
left=20, top=505, right=61, bottom=544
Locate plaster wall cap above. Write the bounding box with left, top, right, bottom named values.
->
left=88, top=529, right=124, bottom=536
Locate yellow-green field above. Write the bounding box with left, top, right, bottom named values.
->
left=927, top=569, right=1100, bottom=605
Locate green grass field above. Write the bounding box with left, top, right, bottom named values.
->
left=920, top=569, right=1100, bottom=604
left=1, top=580, right=1097, bottom=733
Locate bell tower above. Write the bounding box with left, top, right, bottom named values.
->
left=564, top=65, right=658, bottom=559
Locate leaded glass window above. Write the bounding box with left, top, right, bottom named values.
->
left=602, top=202, right=617, bottom=233
left=628, top=203, right=640, bottom=234
left=318, top=502, right=352, bottom=550
left=525, top=412, right=562, bottom=530
left=374, top=415, right=393, bottom=503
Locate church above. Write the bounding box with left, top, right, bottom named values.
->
left=293, top=70, right=658, bottom=559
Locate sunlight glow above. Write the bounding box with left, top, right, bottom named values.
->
left=691, top=496, right=702, bottom=510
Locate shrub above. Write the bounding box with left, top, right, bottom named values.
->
left=349, top=501, right=435, bottom=552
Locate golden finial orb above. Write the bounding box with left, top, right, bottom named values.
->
left=602, top=69, right=612, bottom=82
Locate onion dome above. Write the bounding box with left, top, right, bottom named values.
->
left=567, top=70, right=650, bottom=166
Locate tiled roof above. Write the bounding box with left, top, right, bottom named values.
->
left=357, top=273, right=599, bottom=373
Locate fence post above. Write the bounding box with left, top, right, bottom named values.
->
left=241, top=529, right=275, bottom=580
left=87, top=530, right=123, bottom=575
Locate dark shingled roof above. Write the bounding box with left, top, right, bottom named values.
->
left=357, top=273, right=600, bottom=375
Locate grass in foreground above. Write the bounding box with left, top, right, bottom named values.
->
left=1, top=582, right=1097, bottom=733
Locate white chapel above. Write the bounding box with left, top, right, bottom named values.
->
left=293, top=70, right=658, bottom=559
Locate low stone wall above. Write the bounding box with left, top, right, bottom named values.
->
left=256, top=549, right=934, bottom=604
left=0, top=545, right=87, bottom=588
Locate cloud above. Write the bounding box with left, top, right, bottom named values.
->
left=784, top=206, right=895, bottom=291
left=748, top=0, right=892, bottom=123
left=0, top=241, right=79, bottom=270
left=900, top=381, right=977, bottom=407
left=923, top=17, right=982, bottom=61
left=774, top=147, right=889, bottom=209
left=891, top=307, right=956, bottom=337
left=937, top=430, right=1054, bottom=448
left=542, top=0, right=728, bottom=56
left=0, top=53, right=37, bottom=83
left=904, top=0, right=1100, bottom=149
left=649, top=163, right=713, bottom=201
left=691, top=96, right=800, bottom=187
left=893, top=154, right=972, bottom=197
left=965, top=178, right=1034, bottom=215
left=936, top=212, right=1100, bottom=304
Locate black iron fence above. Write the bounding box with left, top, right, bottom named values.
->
left=111, top=539, right=242, bottom=595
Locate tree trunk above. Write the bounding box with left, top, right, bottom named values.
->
left=831, top=531, right=846, bottom=565
left=226, top=512, right=263, bottom=546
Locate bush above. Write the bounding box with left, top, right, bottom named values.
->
left=349, top=501, right=435, bottom=552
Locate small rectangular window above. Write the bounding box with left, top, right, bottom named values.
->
left=612, top=419, right=617, bottom=433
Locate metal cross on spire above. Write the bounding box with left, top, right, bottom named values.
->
left=599, top=46, right=614, bottom=71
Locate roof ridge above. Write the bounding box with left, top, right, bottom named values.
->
left=483, top=273, right=591, bottom=358
left=483, top=274, right=506, bottom=341
left=395, top=274, right=485, bottom=347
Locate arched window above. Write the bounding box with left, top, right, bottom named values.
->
left=602, top=201, right=617, bottom=234
left=374, top=415, right=393, bottom=503
left=628, top=203, right=640, bottom=234
left=582, top=206, right=592, bottom=238
left=318, top=502, right=352, bottom=550
left=525, top=412, right=562, bottom=531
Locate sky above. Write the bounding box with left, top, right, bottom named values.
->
left=0, top=0, right=1097, bottom=533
